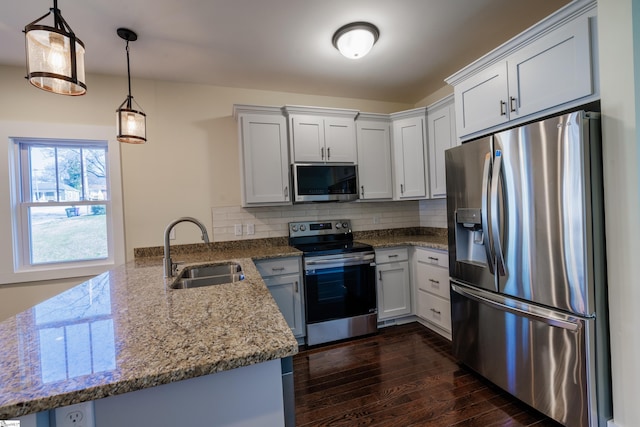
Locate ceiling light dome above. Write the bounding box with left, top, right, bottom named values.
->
left=332, top=22, right=379, bottom=59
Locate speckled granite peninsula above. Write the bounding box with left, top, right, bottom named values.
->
left=0, top=243, right=300, bottom=420
left=0, top=229, right=446, bottom=421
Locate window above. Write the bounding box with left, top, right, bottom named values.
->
left=17, top=139, right=110, bottom=265
left=1, top=122, right=125, bottom=285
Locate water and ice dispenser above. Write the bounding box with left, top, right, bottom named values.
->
left=455, top=208, right=488, bottom=266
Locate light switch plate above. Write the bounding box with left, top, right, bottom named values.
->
left=247, top=224, right=255, bottom=235
left=234, top=224, right=242, bottom=236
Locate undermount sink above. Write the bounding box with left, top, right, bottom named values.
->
left=170, top=262, right=245, bottom=289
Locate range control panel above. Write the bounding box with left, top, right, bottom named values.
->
left=288, top=219, right=351, bottom=238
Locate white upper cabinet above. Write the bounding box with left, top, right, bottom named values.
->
left=427, top=95, right=457, bottom=199
left=391, top=108, right=428, bottom=200
left=234, top=105, right=290, bottom=207
left=447, top=0, right=598, bottom=139
left=284, top=106, right=358, bottom=163
left=356, top=113, right=393, bottom=200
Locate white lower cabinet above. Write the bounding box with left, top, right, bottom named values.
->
left=256, top=257, right=305, bottom=338
left=376, top=247, right=411, bottom=320
left=413, top=247, right=451, bottom=339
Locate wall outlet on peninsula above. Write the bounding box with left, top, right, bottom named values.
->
left=55, top=401, right=95, bottom=427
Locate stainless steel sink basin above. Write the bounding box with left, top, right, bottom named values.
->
left=170, top=262, right=245, bottom=289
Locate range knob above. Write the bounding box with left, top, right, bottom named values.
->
left=300, top=224, right=307, bottom=231
left=335, top=222, right=342, bottom=229
left=342, top=222, right=349, bottom=229
left=291, top=225, right=298, bottom=232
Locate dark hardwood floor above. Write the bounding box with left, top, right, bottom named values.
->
left=293, top=322, right=562, bottom=427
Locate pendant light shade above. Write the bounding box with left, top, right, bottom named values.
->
left=116, top=28, right=146, bottom=144
left=24, top=0, right=86, bottom=95
left=332, top=22, right=379, bottom=59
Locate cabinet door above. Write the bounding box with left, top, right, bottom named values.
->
left=291, top=115, right=325, bottom=162
left=454, top=62, right=509, bottom=137
left=507, top=15, right=593, bottom=119
left=377, top=261, right=411, bottom=320
left=240, top=114, right=290, bottom=205
left=356, top=120, right=393, bottom=200
left=264, top=273, right=304, bottom=337
left=393, top=117, right=427, bottom=199
left=324, top=118, right=357, bottom=163
left=427, top=101, right=457, bottom=199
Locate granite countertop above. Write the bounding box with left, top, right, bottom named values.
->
left=0, top=245, right=300, bottom=419
left=0, top=230, right=447, bottom=419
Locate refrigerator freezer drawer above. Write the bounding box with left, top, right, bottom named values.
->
left=451, top=283, right=596, bottom=427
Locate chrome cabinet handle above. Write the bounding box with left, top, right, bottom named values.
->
left=428, top=256, right=439, bottom=262
left=400, top=184, right=405, bottom=194
left=388, top=254, right=399, bottom=258
left=284, top=186, right=288, bottom=199
left=378, top=271, right=382, bottom=281
left=428, top=279, right=440, bottom=284
left=294, top=281, right=298, bottom=293
left=361, top=186, right=365, bottom=197
left=500, top=100, right=507, bottom=116
left=321, top=147, right=325, bottom=159
left=327, top=147, right=331, bottom=160
left=272, top=267, right=285, bottom=272
left=509, top=96, right=517, bottom=112
left=430, top=308, right=441, bottom=315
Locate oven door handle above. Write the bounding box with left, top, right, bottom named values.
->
left=305, top=253, right=375, bottom=270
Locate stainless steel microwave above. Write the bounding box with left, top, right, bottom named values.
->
left=292, top=164, right=359, bottom=203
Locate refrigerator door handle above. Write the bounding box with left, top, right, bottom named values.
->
left=481, top=152, right=495, bottom=274
left=451, top=283, right=582, bottom=332
left=490, top=150, right=507, bottom=276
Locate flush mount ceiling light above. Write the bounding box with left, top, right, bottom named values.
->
left=332, top=22, right=380, bottom=59
left=24, top=0, right=86, bottom=95
left=116, top=28, right=146, bottom=144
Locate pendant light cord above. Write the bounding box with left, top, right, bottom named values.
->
left=126, top=40, right=133, bottom=108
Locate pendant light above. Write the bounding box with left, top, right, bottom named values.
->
left=332, top=22, right=380, bottom=59
left=116, top=28, right=146, bottom=144
left=24, top=0, right=86, bottom=95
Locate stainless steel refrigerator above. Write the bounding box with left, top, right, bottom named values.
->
left=445, top=111, right=611, bottom=427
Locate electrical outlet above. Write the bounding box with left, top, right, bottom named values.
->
left=373, top=215, right=380, bottom=224
left=247, top=223, right=255, bottom=235
left=55, top=401, right=95, bottom=427
left=234, top=224, right=243, bottom=236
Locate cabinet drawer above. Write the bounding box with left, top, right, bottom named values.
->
left=418, top=290, right=451, bottom=332
left=414, top=247, right=448, bottom=268
left=415, top=262, right=450, bottom=300
left=375, top=247, right=409, bottom=263
left=255, top=257, right=300, bottom=277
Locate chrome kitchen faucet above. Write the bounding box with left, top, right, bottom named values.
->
left=163, top=217, right=210, bottom=277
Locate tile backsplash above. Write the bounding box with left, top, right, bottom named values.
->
left=211, top=199, right=447, bottom=242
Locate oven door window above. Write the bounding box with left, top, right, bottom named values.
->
left=304, top=263, right=376, bottom=323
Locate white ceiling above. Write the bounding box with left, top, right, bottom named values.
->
left=1, top=0, right=571, bottom=104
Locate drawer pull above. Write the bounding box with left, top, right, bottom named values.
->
left=500, top=100, right=507, bottom=116
left=429, top=279, right=440, bottom=284
left=428, top=256, right=439, bottom=262
left=294, top=281, right=299, bottom=293
left=388, top=254, right=399, bottom=258
left=430, top=308, right=442, bottom=315
left=272, top=267, right=285, bottom=272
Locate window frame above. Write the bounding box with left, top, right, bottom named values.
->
left=1, top=122, right=125, bottom=285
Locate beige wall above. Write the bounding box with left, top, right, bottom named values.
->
left=598, top=1, right=640, bottom=426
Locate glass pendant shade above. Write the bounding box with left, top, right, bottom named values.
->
left=24, top=1, right=86, bottom=95
left=117, top=98, right=146, bottom=144
left=332, top=22, right=380, bottom=59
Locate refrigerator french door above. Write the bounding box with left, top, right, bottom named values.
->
left=445, top=111, right=611, bottom=427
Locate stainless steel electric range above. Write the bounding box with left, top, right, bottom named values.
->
left=288, top=219, right=377, bottom=346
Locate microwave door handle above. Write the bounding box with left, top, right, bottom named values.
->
left=481, top=152, right=495, bottom=274
left=491, top=150, right=507, bottom=276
